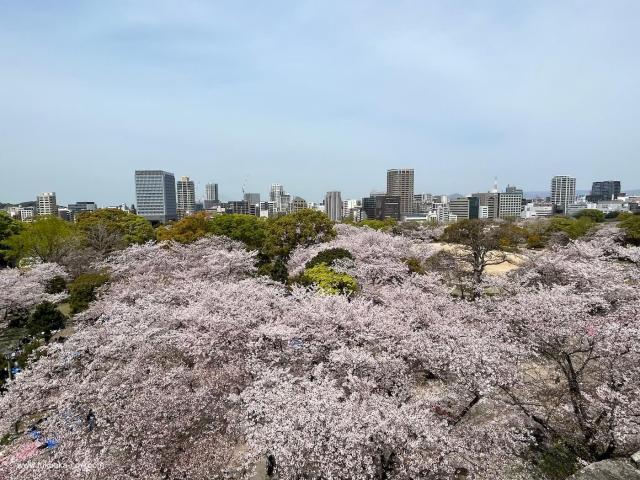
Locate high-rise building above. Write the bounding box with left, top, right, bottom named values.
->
left=176, top=176, right=196, bottom=219
left=386, top=169, right=415, bottom=217
left=588, top=181, right=621, bottom=202
left=449, top=197, right=470, bottom=221
left=68, top=201, right=98, bottom=222
left=362, top=193, right=401, bottom=220
left=324, top=191, right=343, bottom=222
left=550, top=175, right=577, bottom=215
left=290, top=196, right=308, bottom=213
left=226, top=200, right=250, bottom=215
left=36, top=192, right=57, bottom=216
left=243, top=193, right=260, bottom=206
left=204, top=183, right=219, bottom=209
left=270, top=184, right=288, bottom=213
left=471, top=192, right=499, bottom=219
left=134, top=170, right=177, bottom=223
left=499, top=185, right=524, bottom=219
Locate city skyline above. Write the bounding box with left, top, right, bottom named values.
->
left=1, top=1, right=639, bottom=205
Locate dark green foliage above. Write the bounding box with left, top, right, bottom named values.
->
left=209, top=214, right=267, bottom=251
left=269, top=257, right=289, bottom=283
left=356, top=218, right=397, bottom=231
left=262, top=210, right=336, bottom=258
left=533, top=441, right=579, bottom=480
left=7, top=308, right=29, bottom=328
left=0, top=211, right=23, bottom=267
left=45, top=275, right=67, bottom=294
left=405, top=257, right=425, bottom=274
left=76, top=209, right=155, bottom=245
left=305, top=248, right=353, bottom=270
left=69, top=272, right=110, bottom=314
left=619, top=214, right=640, bottom=245
left=574, top=209, right=605, bottom=223
left=546, top=217, right=595, bottom=240
left=26, top=302, right=66, bottom=340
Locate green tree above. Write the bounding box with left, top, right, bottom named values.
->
left=305, top=248, right=353, bottom=269
left=574, top=209, right=605, bottom=223
left=26, top=301, right=66, bottom=340
left=441, top=219, right=526, bottom=285
left=0, top=211, right=23, bottom=267
left=45, top=276, right=67, bottom=294
left=546, top=216, right=595, bottom=240
left=1, top=216, right=79, bottom=264
left=620, top=214, right=640, bottom=245
left=68, top=272, right=110, bottom=314
left=263, top=210, right=336, bottom=258
left=357, top=218, right=397, bottom=231
left=208, top=214, right=267, bottom=251
left=296, top=264, right=358, bottom=295
left=156, top=212, right=211, bottom=244
left=76, top=209, right=155, bottom=246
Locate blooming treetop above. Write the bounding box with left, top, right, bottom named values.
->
left=0, top=225, right=638, bottom=479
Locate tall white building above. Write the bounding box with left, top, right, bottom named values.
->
left=176, top=176, right=196, bottom=219
left=550, top=175, right=577, bottom=215
left=325, top=191, right=343, bottom=221
left=37, top=192, right=57, bottom=216
left=270, top=184, right=289, bottom=213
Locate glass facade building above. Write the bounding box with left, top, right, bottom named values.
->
left=135, top=170, right=177, bottom=223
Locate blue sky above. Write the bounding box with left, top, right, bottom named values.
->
left=1, top=0, right=639, bottom=205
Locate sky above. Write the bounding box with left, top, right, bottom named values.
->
left=1, top=0, right=639, bottom=205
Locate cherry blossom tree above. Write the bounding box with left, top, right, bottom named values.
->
left=0, top=263, right=68, bottom=323
left=1, top=223, right=638, bottom=479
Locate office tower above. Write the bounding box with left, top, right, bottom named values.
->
left=342, top=198, right=361, bottom=219
left=449, top=197, right=470, bottom=221
left=362, top=193, right=401, bottom=221
left=226, top=201, right=250, bottom=215
left=58, top=207, right=72, bottom=222
left=471, top=192, right=499, bottom=219
left=588, top=181, right=621, bottom=202
left=36, top=192, right=57, bottom=216
left=68, top=202, right=98, bottom=221
left=550, top=175, right=576, bottom=214
left=413, top=193, right=433, bottom=213
left=134, top=170, right=177, bottom=223
left=270, top=184, right=287, bottom=213
left=386, top=169, right=415, bottom=217
left=204, top=183, right=219, bottom=209
left=20, top=207, right=35, bottom=222
left=325, top=191, right=343, bottom=221
left=243, top=193, right=260, bottom=206
left=290, top=196, right=308, bottom=213
left=499, top=185, right=524, bottom=219
left=176, top=176, right=196, bottom=219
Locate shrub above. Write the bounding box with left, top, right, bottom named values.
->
left=546, top=217, right=595, bottom=240
left=297, top=264, right=358, bottom=295
left=356, top=218, right=397, bottom=231
left=405, top=257, right=425, bottom=274
left=69, top=272, right=110, bottom=314
left=45, top=275, right=67, bottom=294
left=620, top=214, right=640, bottom=245
left=574, top=209, right=605, bottom=223
left=26, top=302, right=66, bottom=340
left=305, top=248, right=354, bottom=270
